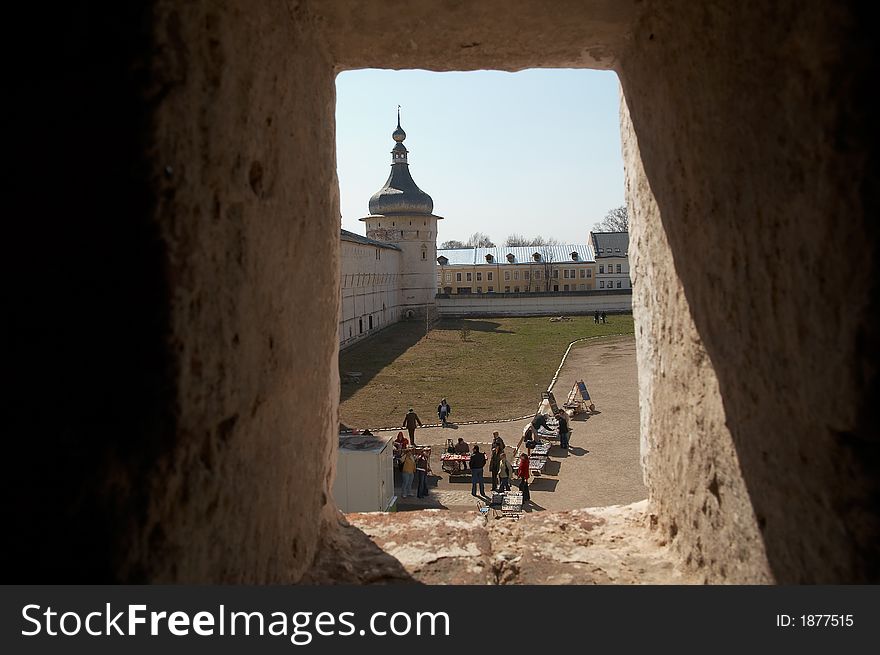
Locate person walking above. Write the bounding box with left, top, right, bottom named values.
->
left=402, top=407, right=423, bottom=445
left=601, top=310, right=607, bottom=324
left=469, top=445, right=487, bottom=497
left=489, top=444, right=502, bottom=492
left=498, top=451, right=512, bottom=492
left=556, top=409, right=571, bottom=449
left=437, top=398, right=451, bottom=427
left=517, top=452, right=531, bottom=504
left=594, top=309, right=600, bottom=324
left=400, top=452, right=416, bottom=497
left=415, top=451, right=430, bottom=498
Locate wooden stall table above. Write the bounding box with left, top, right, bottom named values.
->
left=440, top=452, right=470, bottom=475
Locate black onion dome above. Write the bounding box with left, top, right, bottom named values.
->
left=368, top=114, right=434, bottom=215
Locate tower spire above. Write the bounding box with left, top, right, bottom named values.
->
left=367, top=113, right=433, bottom=216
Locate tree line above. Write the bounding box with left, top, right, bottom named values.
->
left=439, top=205, right=628, bottom=250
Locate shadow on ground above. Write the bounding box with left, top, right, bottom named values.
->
left=431, top=318, right=514, bottom=334
left=300, top=517, right=416, bottom=584
left=339, top=322, right=427, bottom=402
left=529, top=478, right=559, bottom=492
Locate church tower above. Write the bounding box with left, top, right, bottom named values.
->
left=360, top=110, right=442, bottom=321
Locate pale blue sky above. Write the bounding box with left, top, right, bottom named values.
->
left=335, top=69, right=625, bottom=246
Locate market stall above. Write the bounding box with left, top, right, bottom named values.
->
left=440, top=452, right=470, bottom=474
left=514, top=438, right=551, bottom=475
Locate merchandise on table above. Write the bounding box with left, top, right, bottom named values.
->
left=529, top=440, right=551, bottom=456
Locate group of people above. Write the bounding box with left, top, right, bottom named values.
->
left=466, top=431, right=541, bottom=505
left=593, top=310, right=608, bottom=324
left=467, top=431, right=511, bottom=497
left=398, top=442, right=431, bottom=499
left=398, top=397, right=573, bottom=506
left=524, top=408, right=571, bottom=449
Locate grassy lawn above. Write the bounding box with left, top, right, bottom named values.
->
left=339, top=314, right=634, bottom=429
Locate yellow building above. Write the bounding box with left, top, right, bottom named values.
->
left=436, top=245, right=597, bottom=294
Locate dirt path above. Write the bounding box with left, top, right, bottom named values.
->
left=376, top=334, right=645, bottom=512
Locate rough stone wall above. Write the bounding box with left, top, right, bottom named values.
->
left=622, top=97, right=772, bottom=583
left=619, top=1, right=879, bottom=582
left=9, top=0, right=876, bottom=584
left=314, top=0, right=638, bottom=71
left=141, top=0, right=341, bottom=582
left=9, top=0, right=341, bottom=582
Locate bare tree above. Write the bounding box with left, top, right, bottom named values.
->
left=440, top=239, right=466, bottom=249
left=592, top=205, right=629, bottom=232
left=504, top=234, right=560, bottom=246
left=541, top=249, right=555, bottom=292
left=466, top=232, right=495, bottom=248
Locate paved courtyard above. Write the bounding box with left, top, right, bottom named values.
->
left=375, top=334, right=645, bottom=513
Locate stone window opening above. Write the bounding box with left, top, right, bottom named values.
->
left=32, top=5, right=869, bottom=590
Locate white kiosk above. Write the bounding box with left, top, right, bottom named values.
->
left=333, top=434, right=397, bottom=513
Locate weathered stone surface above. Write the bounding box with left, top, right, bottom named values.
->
left=9, top=0, right=876, bottom=584
left=346, top=502, right=698, bottom=585
left=348, top=510, right=495, bottom=585
left=313, top=0, right=639, bottom=71
left=301, top=513, right=415, bottom=584
left=622, top=97, right=772, bottom=583
left=619, top=1, right=878, bottom=583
